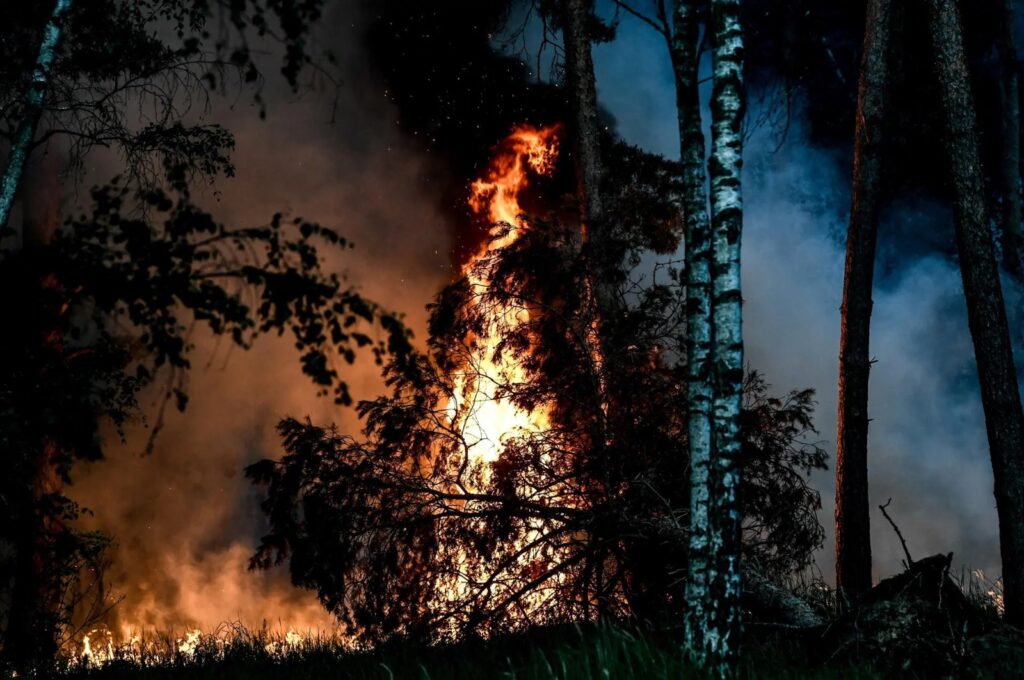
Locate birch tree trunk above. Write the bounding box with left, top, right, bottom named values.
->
left=925, top=0, right=1024, bottom=628
left=707, top=0, right=745, bottom=671
left=997, top=0, right=1022, bottom=277
left=0, top=0, right=73, bottom=230
left=669, top=0, right=715, bottom=659
left=834, top=0, right=893, bottom=602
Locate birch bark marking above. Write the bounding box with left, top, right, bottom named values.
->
left=708, top=0, right=745, bottom=670
left=670, top=0, right=715, bottom=660
left=0, top=0, right=73, bottom=230
left=834, top=0, right=893, bottom=602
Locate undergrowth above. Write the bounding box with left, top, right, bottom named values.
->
left=31, top=623, right=878, bottom=680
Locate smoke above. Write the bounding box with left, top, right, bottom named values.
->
left=63, top=0, right=1011, bottom=637
left=592, top=6, right=1004, bottom=584
left=70, top=3, right=453, bottom=634
left=741, top=135, right=1000, bottom=582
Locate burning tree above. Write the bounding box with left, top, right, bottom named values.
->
left=248, top=125, right=827, bottom=644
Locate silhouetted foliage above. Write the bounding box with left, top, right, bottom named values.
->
left=0, top=1, right=371, bottom=669
left=249, top=144, right=825, bottom=643
left=0, top=0, right=334, bottom=197
left=0, top=177, right=408, bottom=668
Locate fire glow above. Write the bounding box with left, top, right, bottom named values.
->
left=66, top=125, right=562, bottom=663
left=446, top=124, right=560, bottom=466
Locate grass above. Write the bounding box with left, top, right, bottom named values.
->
left=30, top=623, right=880, bottom=680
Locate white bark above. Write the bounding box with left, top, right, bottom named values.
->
left=708, top=0, right=745, bottom=672
left=0, top=0, right=73, bottom=230
left=671, top=0, right=714, bottom=662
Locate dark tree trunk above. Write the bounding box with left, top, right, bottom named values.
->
left=559, top=0, right=622, bottom=321
left=834, top=0, right=893, bottom=602
left=998, top=0, right=1022, bottom=277
left=560, top=0, right=604, bottom=228
left=3, top=453, right=62, bottom=669
left=925, top=0, right=1024, bottom=628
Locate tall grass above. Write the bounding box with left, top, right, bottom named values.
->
left=38, top=623, right=878, bottom=679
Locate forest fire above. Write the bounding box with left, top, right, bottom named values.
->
left=9, top=0, right=1024, bottom=676
left=61, top=124, right=565, bottom=665
left=73, top=626, right=306, bottom=667
left=446, top=124, right=560, bottom=466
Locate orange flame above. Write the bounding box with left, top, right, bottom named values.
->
left=66, top=125, right=563, bottom=660
left=431, top=124, right=563, bottom=626
left=469, top=125, right=560, bottom=250
left=446, top=125, right=560, bottom=466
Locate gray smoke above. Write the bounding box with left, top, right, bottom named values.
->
left=591, top=5, right=1004, bottom=585
left=71, top=3, right=453, bottom=634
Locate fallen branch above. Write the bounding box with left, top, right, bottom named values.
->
left=879, top=497, right=913, bottom=566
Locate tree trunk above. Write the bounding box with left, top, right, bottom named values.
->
left=834, top=0, right=893, bottom=603
left=2, top=445, right=63, bottom=669
left=0, top=0, right=72, bottom=231
left=998, top=0, right=1022, bottom=277
left=707, top=0, right=745, bottom=672
left=559, top=0, right=623, bottom=322
left=560, top=0, right=604, bottom=228
left=925, top=0, right=1024, bottom=628
left=669, top=0, right=716, bottom=661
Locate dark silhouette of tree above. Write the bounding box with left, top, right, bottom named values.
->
left=925, top=0, right=1024, bottom=628
left=0, top=1, right=400, bottom=669
left=996, top=0, right=1022, bottom=277
left=0, top=0, right=71, bottom=228
left=559, top=0, right=605, bottom=230
left=834, top=0, right=893, bottom=603
left=0, top=0, right=335, bottom=241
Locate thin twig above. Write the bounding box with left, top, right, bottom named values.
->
left=611, top=0, right=671, bottom=39
left=879, top=498, right=914, bottom=566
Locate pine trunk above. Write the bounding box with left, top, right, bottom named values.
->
left=708, top=0, right=745, bottom=671
left=0, top=0, right=73, bottom=230
left=561, top=0, right=603, bottom=227
left=560, top=0, right=623, bottom=322
left=998, top=0, right=1022, bottom=277
left=670, top=0, right=715, bottom=661
left=834, top=0, right=893, bottom=602
left=925, top=0, right=1024, bottom=628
